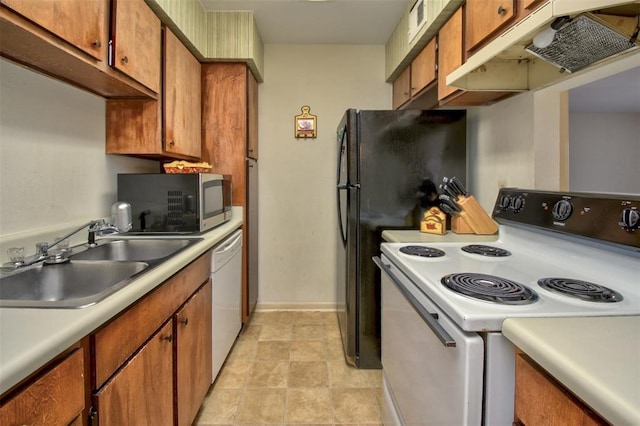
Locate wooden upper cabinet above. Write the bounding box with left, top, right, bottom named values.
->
left=392, top=66, right=411, bottom=110
left=164, top=28, right=201, bottom=158
left=111, top=0, right=161, bottom=93
left=1, top=0, right=107, bottom=61
left=523, top=0, right=545, bottom=9
left=106, top=27, right=201, bottom=160
left=465, top=0, right=516, bottom=53
left=410, top=37, right=437, bottom=96
left=438, top=7, right=463, bottom=101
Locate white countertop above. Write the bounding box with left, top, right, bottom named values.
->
left=503, top=316, right=640, bottom=426
left=0, top=207, right=243, bottom=395
left=382, top=229, right=499, bottom=243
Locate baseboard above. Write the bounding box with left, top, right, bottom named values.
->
left=255, top=302, right=337, bottom=312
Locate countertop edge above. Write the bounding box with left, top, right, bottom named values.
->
left=503, top=316, right=640, bottom=426
left=0, top=207, right=243, bottom=395
left=382, top=229, right=499, bottom=243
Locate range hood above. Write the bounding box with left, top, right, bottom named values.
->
left=447, top=0, right=640, bottom=92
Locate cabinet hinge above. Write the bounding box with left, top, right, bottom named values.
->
left=89, top=406, right=99, bottom=426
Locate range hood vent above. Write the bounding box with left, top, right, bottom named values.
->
left=446, top=0, right=640, bottom=93
left=525, top=13, right=639, bottom=73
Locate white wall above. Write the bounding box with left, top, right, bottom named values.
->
left=569, top=112, right=640, bottom=193
left=257, top=44, right=390, bottom=309
left=467, top=92, right=536, bottom=211
left=0, top=59, right=159, bottom=261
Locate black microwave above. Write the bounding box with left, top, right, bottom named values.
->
left=117, top=173, right=232, bottom=233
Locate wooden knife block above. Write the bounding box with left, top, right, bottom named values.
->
left=451, top=195, right=498, bottom=235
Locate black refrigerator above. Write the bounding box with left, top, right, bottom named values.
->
left=336, top=109, right=467, bottom=369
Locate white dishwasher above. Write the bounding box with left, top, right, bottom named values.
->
left=211, top=229, right=243, bottom=382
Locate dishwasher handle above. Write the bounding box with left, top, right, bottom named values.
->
left=215, top=231, right=242, bottom=255
left=374, top=256, right=456, bottom=348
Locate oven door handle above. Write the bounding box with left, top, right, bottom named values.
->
left=374, top=256, right=456, bottom=348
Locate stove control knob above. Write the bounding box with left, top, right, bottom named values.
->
left=552, top=200, right=573, bottom=221
left=619, top=208, right=639, bottom=230
left=498, top=195, right=511, bottom=210
left=512, top=196, right=525, bottom=213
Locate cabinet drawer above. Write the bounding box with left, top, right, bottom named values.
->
left=92, top=252, right=211, bottom=388
left=0, top=348, right=84, bottom=425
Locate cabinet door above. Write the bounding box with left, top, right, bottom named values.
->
left=410, top=37, right=437, bottom=96
left=0, top=348, right=84, bottom=425
left=111, top=0, right=161, bottom=93
left=465, top=0, right=516, bottom=52
left=438, top=8, right=463, bottom=101
left=94, top=321, right=174, bottom=426
left=202, top=63, right=248, bottom=207
left=164, top=28, right=202, bottom=158
left=392, top=66, right=411, bottom=109
left=247, top=71, right=259, bottom=160
left=2, top=0, right=107, bottom=60
left=515, top=352, right=607, bottom=426
left=176, top=280, right=213, bottom=426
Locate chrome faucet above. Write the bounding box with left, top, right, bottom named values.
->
left=2, top=202, right=132, bottom=270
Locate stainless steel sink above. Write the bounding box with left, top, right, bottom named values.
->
left=70, top=238, right=201, bottom=262
left=0, top=237, right=203, bottom=308
left=0, top=261, right=148, bottom=308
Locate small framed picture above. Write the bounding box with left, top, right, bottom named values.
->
left=295, top=106, right=317, bottom=138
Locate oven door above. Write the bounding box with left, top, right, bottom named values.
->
left=376, top=255, right=484, bottom=426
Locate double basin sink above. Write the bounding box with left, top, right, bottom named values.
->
left=0, top=238, right=202, bottom=309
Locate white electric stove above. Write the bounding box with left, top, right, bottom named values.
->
left=377, top=188, right=640, bottom=426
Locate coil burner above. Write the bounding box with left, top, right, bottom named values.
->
left=441, top=273, right=538, bottom=305
left=461, top=244, right=512, bottom=257
left=538, top=278, right=623, bottom=303
left=399, top=246, right=446, bottom=258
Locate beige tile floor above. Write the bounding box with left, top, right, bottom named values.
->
left=194, top=311, right=383, bottom=425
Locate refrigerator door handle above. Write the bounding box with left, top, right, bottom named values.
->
left=337, top=184, right=348, bottom=190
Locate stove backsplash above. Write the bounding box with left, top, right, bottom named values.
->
left=492, top=188, right=640, bottom=251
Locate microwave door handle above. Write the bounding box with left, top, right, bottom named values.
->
left=373, top=256, right=456, bottom=348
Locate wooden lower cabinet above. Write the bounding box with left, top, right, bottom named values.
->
left=176, top=280, right=213, bottom=426
left=90, top=251, right=213, bottom=425
left=514, top=350, right=608, bottom=426
left=93, top=321, right=174, bottom=425
left=0, top=347, right=84, bottom=425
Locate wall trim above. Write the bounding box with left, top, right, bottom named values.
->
left=255, top=302, right=337, bottom=312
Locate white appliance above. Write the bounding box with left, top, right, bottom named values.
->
left=211, top=229, right=243, bottom=381
left=376, top=188, right=640, bottom=425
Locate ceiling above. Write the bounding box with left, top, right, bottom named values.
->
left=199, top=0, right=410, bottom=44
left=198, top=1, right=638, bottom=113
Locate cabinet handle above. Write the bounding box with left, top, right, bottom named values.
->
left=180, top=317, right=189, bottom=326
left=162, top=334, right=173, bottom=342
left=92, top=40, right=102, bottom=48
left=497, top=5, right=507, bottom=15
left=168, top=140, right=175, bottom=147
left=121, top=56, right=129, bottom=64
